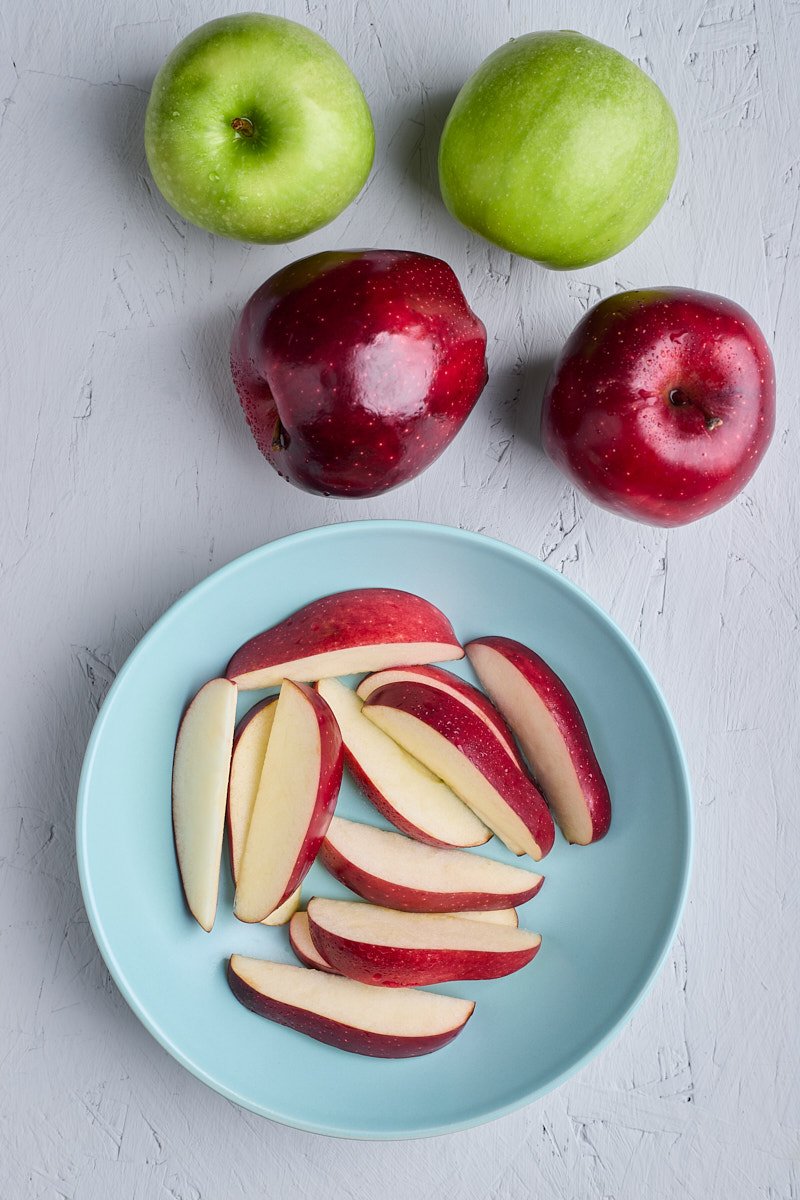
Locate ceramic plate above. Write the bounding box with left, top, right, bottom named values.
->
left=76, top=520, right=692, bottom=1139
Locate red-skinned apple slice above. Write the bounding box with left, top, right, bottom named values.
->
left=172, top=677, right=238, bottom=931
left=320, top=816, right=543, bottom=911
left=228, top=956, right=475, bottom=1058
left=307, top=898, right=541, bottom=986
left=357, top=665, right=522, bottom=765
left=466, top=637, right=611, bottom=844
left=315, top=678, right=489, bottom=848
left=234, top=681, right=343, bottom=923
left=289, top=906, right=519, bottom=974
left=227, top=588, right=463, bottom=690
left=362, top=681, right=555, bottom=860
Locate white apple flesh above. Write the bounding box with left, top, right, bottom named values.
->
left=172, top=678, right=238, bottom=931
left=228, top=955, right=475, bottom=1057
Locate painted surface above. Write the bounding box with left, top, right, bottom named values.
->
left=1, top=0, right=798, bottom=1195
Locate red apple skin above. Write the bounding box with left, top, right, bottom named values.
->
left=356, top=664, right=523, bottom=766
left=227, top=959, right=474, bottom=1057
left=362, top=681, right=556, bottom=859
left=466, top=637, right=611, bottom=844
left=226, top=696, right=277, bottom=880
left=318, top=838, right=543, bottom=912
left=541, top=287, right=776, bottom=526
left=226, top=588, right=463, bottom=687
left=307, top=915, right=541, bottom=987
left=230, top=249, right=488, bottom=498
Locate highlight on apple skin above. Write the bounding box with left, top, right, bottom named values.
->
left=227, top=955, right=475, bottom=1058
left=307, top=898, right=542, bottom=987
left=234, top=681, right=343, bottom=923
left=315, top=678, right=490, bottom=849
left=172, top=677, right=238, bottom=932
left=319, top=816, right=543, bottom=911
left=362, top=679, right=555, bottom=860
left=467, top=636, right=612, bottom=845
left=227, top=588, right=464, bottom=691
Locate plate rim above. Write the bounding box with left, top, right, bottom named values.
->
left=76, top=518, right=693, bottom=1140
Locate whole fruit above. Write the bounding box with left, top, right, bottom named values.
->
left=438, top=31, right=678, bottom=269
left=144, top=14, right=374, bottom=242
left=230, top=250, right=488, bottom=498
left=541, top=288, right=776, bottom=526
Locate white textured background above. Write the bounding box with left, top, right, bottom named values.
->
left=2, top=0, right=799, bottom=1195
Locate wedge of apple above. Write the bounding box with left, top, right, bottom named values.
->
left=228, top=956, right=475, bottom=1058
left=307, top=898, right=541, bottom=986
left=357, top=664, right=522, bottom=765
left=362, top=681, right=555, bottom=860
left=227, top=588, right=463, bottom=690
left=227, top=697, right=277, bottom=879
left=320, top=816, right=543, bottom=911
left=172, top=677, right=238, bottom=931
left=234, top=681, right=343, bottom=923
left=467, top=636, right=611, bottom=845
left=289, top=905, right=519, bottom=975
left=315, top=678, right=489, bottom=848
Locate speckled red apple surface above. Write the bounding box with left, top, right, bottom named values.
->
left=230, top=249, right=488, bottom=497
left=541, top=287, right=775, bottom=526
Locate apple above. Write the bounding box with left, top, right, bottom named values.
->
left=234, top=681, right=342, bottom=923
left=306, top=898, right=541, bottom=986
left=356, top=665, right=522, bottom=765
left=227, top=956, right=475, bottom=1058
left=144, top=14, right=374, bottom=242
left=541, top=288, right=776, bottom=525
left=438, top=31, right=678, bottom=269
left=172, top=677, right=238, bottom=931
left=362, top=680, right=555, bottom=860
left=260, top=887, right=302, bottom=926
left=227, top=588, right=463, bottom=691
left=319, top=816, right=543, bottom=911
left=466, top=637, right=611, bottom=845
left=227, top=697, right=277, bottom=880
left=315, top=678, right=489, bottom=849
left=230, top=249, right=488, bottom=497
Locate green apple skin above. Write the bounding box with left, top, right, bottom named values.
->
left=144, top=14, right=374, bottom=243
left=438, top=31, right=678, bottom=269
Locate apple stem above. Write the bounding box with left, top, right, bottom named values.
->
left=231, top=117, right=254, bottom=138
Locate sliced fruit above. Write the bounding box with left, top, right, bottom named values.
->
left=357, top=664, right=522, bottom=764
left=467, top=636, right=611, bottom=845
left=320, top=816, right=542, bottom=911
left=227, top=697, right=278, bottom=880
left=172, top=677, right=238, bottom=931
left=261, top=887, right=302, bottom=926
left=227, top=588, right=463, bottom=690
left=315, top=678, right=489, bottom=848
left=234, top=681, right=342, bottom=923
left=307, top=898, right=541, bottom=986
left=228, top=955, right=475, bottom=1057
left=362, top=681, right=555, bottom=860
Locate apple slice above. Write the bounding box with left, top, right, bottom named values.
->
left=234, top=681, right=343, bottom=923
left=357, top=665, right=522, bottom=765
left=261, top=887, right=302, bottom=926
left=467, top=636, right=611, bottom=845
left=289, top=905, right=518, bottom=974
left=315, top=678, right=489, bottom=848
left=227, top=697, right=278, bottom=880
left=172, top=677, right=238, bottom=931
left=362, top=681, right=555, bottom=860
left=227, top=588, right=463, bottom=691
left=228, top=956, right=474, bottom=1058
left=320, top=816, right=543, bottom=911
left=307, top=898, right=541, bottom=986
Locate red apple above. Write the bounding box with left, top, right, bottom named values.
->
left=228, top=956, right=475, bottom=1058
left=230, top=249, right=488, bottom=497
left=227, top=588, right=463, bottom=691
left=466, top=637, right=611, bottom=845
left=234, top=681, right=342, bottom=923
left=306, top=898, right=541, bottom=986
left=541, top=287, right=776, bottom=525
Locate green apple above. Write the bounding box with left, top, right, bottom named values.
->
left=438, top=31, right=678, bottom=269
left=144, top=14, right=374, bottom=243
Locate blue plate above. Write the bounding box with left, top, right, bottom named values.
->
left=76, top=521, right=692, bottom=1139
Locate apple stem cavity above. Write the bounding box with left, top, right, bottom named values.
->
left=231, top=116, right=255, bottom=138
left=668, top=388, right=723, bottom=432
